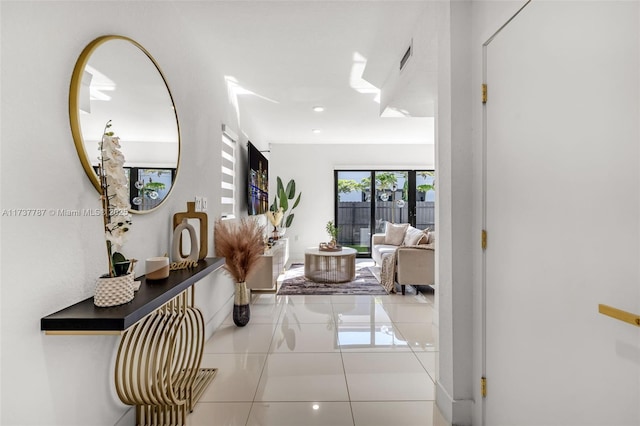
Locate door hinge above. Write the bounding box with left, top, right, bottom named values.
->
left=481, top=230, right=487, bottom=250
left=482, top=84, right=488, bottom=104
left=481, top=377, right=487, bottom=397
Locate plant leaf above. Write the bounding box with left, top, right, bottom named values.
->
left=285, top=180, right=296, bottom=199
left=279, top=187, right=289, bottom=211
left=112, top=252, right=127, bottom=263
left=144, top=182, right=166, bottom=191
left=292, top=193, right=301, bottom=209
left=285, top=214, right=294, bottom=228
left=277, top=177, right=284, bottom=194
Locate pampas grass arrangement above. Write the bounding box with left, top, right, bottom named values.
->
left=214, top=218, right=265, bottom=282
left=214, top=218, right=265, bottom=326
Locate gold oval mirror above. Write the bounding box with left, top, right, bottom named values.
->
left=70, top=35, right=180, bottom=213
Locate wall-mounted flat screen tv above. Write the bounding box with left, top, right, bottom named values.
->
left=247, top=141, right=269, bottom=215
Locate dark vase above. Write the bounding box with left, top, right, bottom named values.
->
left=233, top=282, right=250, bottom=327
left=233, top=303, right=250, bottom=327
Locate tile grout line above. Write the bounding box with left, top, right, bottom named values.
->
left=245, top=300, right=284, bottom=426
left=332, top=296, right=358, bottom=426
left=205, top=286, right=438, bottom=425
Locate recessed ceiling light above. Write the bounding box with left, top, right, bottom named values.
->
left=312, top=106, right=325, bottom=112
left=312, top=129, right=321, bottom=134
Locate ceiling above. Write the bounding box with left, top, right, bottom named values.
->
left=174, top=1, right=438, bottom=146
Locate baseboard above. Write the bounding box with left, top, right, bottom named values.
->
left=113, top=407, right=134, bottom=426
left=204, top=295, right=234, bottom=340
left=436, top=380, right=473, bottom=426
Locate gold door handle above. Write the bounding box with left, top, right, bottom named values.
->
left=598, top=304, right=640, bottom=327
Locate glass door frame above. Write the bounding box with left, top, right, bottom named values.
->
left=334, top=169, right=433, bottom=258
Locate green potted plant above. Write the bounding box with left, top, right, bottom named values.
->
left=270, top=177, right=301, bottom=234
left=326, top=220, right=338, bottom=245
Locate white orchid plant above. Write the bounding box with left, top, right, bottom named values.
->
left=98, top=120, right=132, bottom=277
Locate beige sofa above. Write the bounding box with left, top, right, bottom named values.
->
left=371, top=223, right=435, bottom=295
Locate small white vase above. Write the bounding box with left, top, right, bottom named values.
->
left=145, top=256, right=170, bottom=280
left=94, top=273, right=134, bottom=307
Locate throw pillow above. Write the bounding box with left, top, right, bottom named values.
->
left=426, top=230, right=436, bottom=244
left=420, top=227, right=431, bottom=245
left=385, top=223, right=409, bottom=245
left=403, top=226, right=426, bottom=246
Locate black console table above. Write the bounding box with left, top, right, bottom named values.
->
left=41, top=257, right=226, bottom=425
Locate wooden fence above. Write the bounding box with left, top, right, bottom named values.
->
left=337, top=201, right=434, bottom=247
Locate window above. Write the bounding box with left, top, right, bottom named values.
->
left=336, top=171, right=372, bottom=255
left=221, top=124, right=237, bottom=219
left=415, top=171, right=435, bottom=230
left=95, top=166, right=176, bottom=211
left=335, top=170, right=435, bottom=257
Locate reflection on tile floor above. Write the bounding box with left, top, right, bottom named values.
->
left=190, top=262, right=448, bottom=426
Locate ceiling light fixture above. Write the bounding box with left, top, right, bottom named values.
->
left=312, top=106, right=325, bottom=112
left=312, top=129, right=321, bottom=134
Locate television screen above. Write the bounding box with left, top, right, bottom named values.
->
left=247, top=141, right=269, bottom=215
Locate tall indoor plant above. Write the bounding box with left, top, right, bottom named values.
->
left=214, top=218, right=265, bottom=326
left=270, top=176, right=301, bottom=233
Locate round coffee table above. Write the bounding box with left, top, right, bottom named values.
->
left=304, top=247, right=357, bottom=283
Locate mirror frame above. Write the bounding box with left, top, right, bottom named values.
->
left=69, top=35, right=181, bottom=214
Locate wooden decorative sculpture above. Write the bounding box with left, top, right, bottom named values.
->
left=172, top=201, right=208, bottom=260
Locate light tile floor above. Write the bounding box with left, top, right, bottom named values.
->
left=189, top=261, right=449, bottom=426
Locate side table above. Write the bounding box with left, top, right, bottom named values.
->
left=304, top=247, right=357, bottom=283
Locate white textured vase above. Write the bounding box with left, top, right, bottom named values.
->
left=94, top=273, right=134, bottom=307
left=172, top=218, right=199, bottom=262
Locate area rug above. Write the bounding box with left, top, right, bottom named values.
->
left=277, top=263, right=388, bottom=296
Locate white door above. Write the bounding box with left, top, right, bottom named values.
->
left=484, top=2, right=640, bottom=425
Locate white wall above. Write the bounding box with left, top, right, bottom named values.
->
left=435, top=1, right=531, bottom=424
left=268, top=143, right=434, bottom=261
left=434, top=1, right=475, bottom=424
left=0, top=2, right=264, bottom=425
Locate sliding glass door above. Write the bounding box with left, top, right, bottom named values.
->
left=415, top=171, right=435, bottom=230
left=374, top=171, right=409, bottom=234
left=335, top=171, right=372, bottom=255
left=335, top=170, right=434, bottom=257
